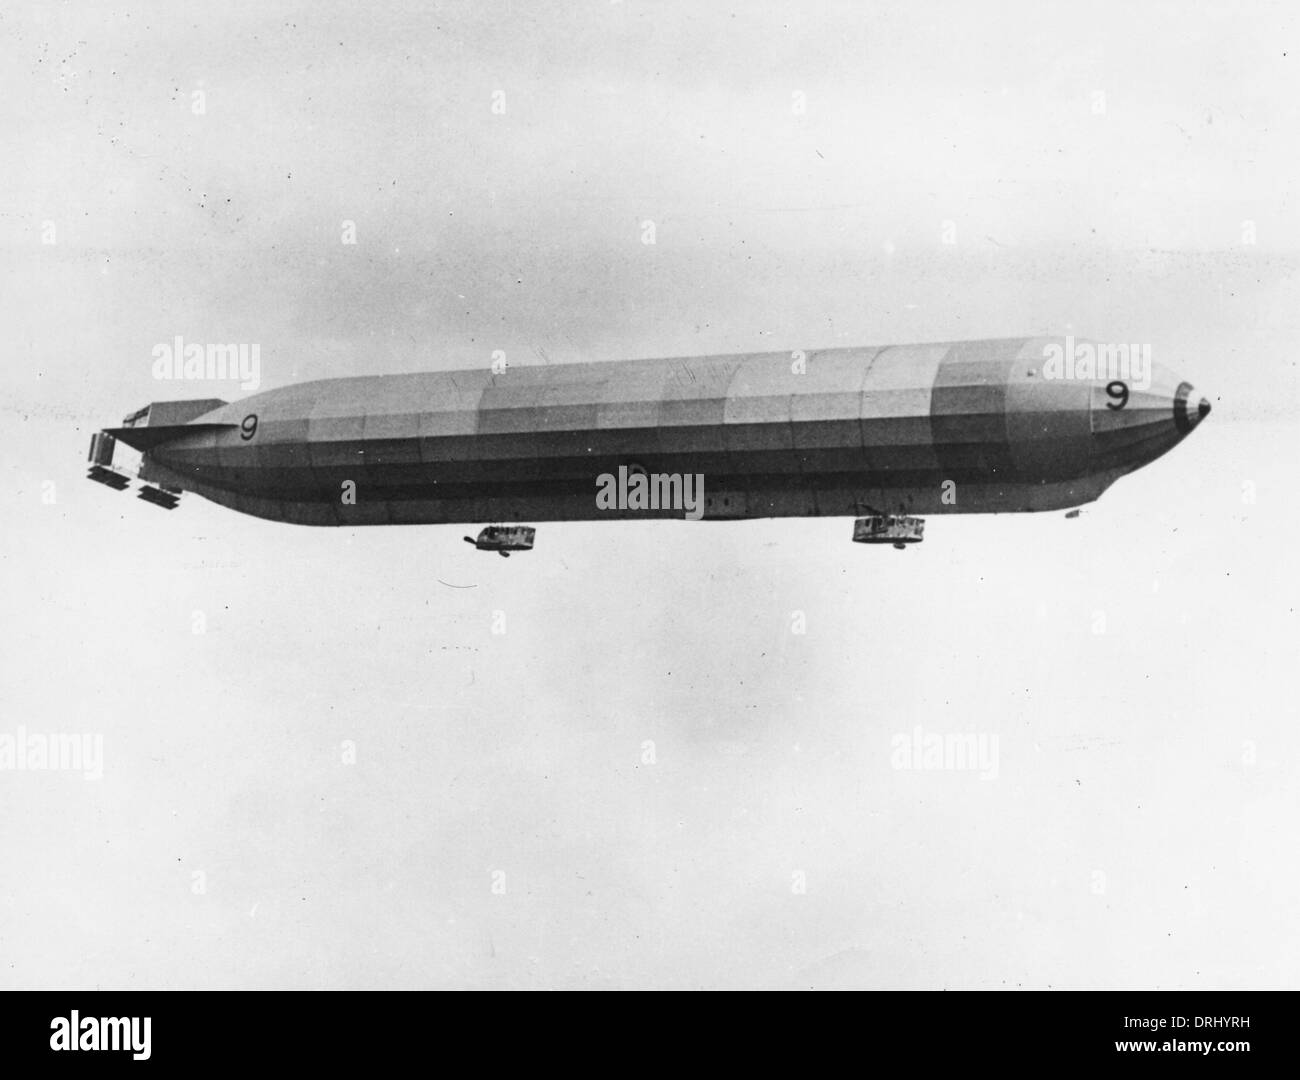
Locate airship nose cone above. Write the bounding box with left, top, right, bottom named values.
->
left=1174, top=381, right=1211, bottom=434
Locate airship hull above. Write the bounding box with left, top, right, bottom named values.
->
left=102, top=336, right=1205, bottom=527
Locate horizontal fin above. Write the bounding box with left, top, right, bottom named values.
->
left=86, top=465, right=132, bottom=490
left=105, top=422, right=237, bottom=452
left=137, top=485, right=180, bottom=509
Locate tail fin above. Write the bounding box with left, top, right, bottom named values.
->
left=105, top=422, right=236, bottom=452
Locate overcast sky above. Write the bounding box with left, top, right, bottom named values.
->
left=2, top=1, right=1297, bottom=988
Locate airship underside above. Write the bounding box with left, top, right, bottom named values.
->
left=87, top=337, right=1210, bottom=548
